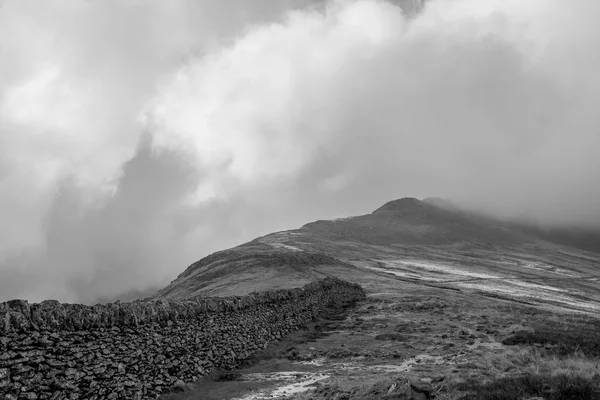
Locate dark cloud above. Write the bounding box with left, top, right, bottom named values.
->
left=0, top=136, right=200, bottom=303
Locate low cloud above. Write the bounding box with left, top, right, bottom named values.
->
left=1, top=0, right=599, bottom=303
left=145, top=0, right=600, bottom=225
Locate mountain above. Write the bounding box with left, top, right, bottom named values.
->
left=158, top=196, right=600, bottom=399
left=153, top=198, right=600, bottom=316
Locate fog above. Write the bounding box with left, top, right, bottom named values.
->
left=1, top=0, right=599, bottom=303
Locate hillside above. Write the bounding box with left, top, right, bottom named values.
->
left=156, top=197, right=600, bottom=400
left=154, top=197, right=600, bottom=317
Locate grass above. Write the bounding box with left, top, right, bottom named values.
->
left=460, top=342, right=600, bottom=400
left=209, top=370, right=243, bottom=382
left=457, top=373, right=600, bottom=400
left=462, top=316, right=600, bottom=400
left=477, top=348, right=600, bottom=379
left=502, top=325, right=600, bottom=358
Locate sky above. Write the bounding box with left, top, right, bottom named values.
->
left=0, top=0, right=599, bottom=304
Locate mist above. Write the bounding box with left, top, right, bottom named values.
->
left=1, top=0, right=599, bottom=303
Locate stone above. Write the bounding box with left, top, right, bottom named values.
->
left=7, top=299, right=30, bottom=315
left=171, top=379, right=188, bottom=392
left=387, top=383, right=397, bottom=394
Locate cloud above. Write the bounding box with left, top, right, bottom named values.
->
left=1, top=0, right=600, bottom=303
left=144, top=0, right=600, bottom=226
left=0, top=0, right=317, bottom=302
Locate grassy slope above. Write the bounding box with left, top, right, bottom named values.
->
left=153, top=199, right=600, bottom=319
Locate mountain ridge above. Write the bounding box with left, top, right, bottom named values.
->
left=153, top=197, right=600, bottom=310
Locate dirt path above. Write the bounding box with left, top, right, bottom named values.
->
left=159, top=302, right=358, bottom=400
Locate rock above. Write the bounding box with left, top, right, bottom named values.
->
left=387, top=383, right=397, bottom=394
left=171, top=379, right=188, bottom=392
left=7, top=299, right=30, bottom=315
left=410, top=380, right=433, bottom=399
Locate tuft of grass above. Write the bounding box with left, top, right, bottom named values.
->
left=502, top=327, right=600, bottom=358
left=477, top=348, right=600, bottom=379
left=457, top=373, right=600, bottom=400
left=211, top=371, right=243, bottom=382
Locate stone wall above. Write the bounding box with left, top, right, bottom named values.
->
left=0, top=277, right=365, bottom=400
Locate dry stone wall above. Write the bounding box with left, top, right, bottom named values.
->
left=0, top=277, right=365, bottom=400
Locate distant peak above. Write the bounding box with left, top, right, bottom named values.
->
left=371, top=197, right=424, bottom=214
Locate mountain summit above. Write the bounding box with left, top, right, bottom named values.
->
left=300, top=197, right=522, bottom=247
left=372, top=197, right=423, bottom=213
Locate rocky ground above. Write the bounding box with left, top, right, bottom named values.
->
left=162, top=278, right=600, bottom=400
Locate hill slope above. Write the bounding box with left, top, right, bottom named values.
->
left=160, top=197, right=600, bottom=400
left=153, top=198, right=600, bottom=316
